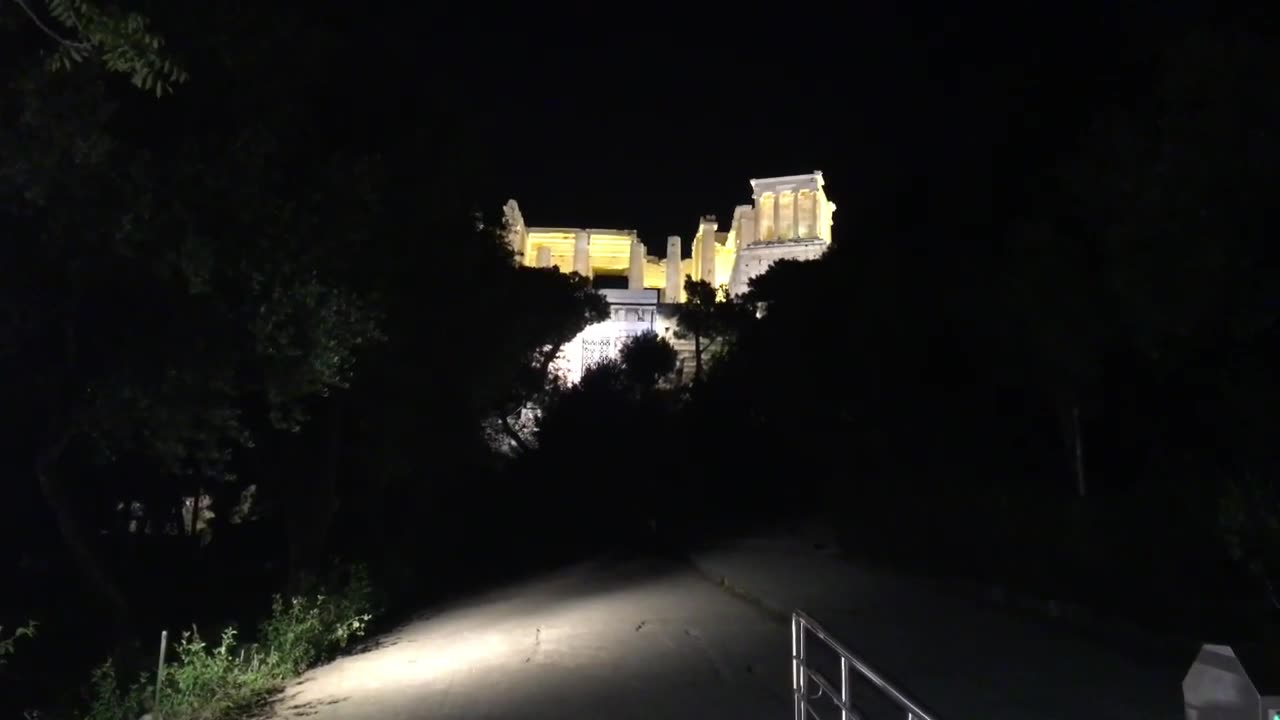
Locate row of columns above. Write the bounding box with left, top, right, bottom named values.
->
left=763, top=190, right=821, bottom=242
left=531, top=227, right=718, bottom=303
left=560, top=231, right=654, bottom=293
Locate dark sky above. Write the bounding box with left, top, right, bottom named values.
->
left=351, top=4, right=1192, bottom=254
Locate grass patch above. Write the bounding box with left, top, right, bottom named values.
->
left=81, top=565, right=375, bottom=720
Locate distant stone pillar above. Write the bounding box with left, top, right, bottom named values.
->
left=700, top=218, right=717, bottom=288
left=791, top=191, right=800, bottom=239
left=573, top=230, right=591, bottom=276
left=741, top=209, right=757, bottom=247
left=771, top=193, right=781, bottom=241
left=536, top=246, right=552, bottom=268
left=814, top=192, right=824, bottom=239
left=665, top=236, right=681, bottom=302
left=628, top=239, right=645, bottom=289
left=691, top=231, right=702, bottom=281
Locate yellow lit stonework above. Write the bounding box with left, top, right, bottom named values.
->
left=502, top=172, right=837, bottom=383
left=642, top=261, right=666, bottom=289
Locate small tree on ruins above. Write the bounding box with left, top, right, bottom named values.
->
left=674, top=276, right=753, bottom=385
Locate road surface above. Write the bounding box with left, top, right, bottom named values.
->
left=693, top=530, right=1191, bottom=719
left=268, top=555, right=792, bottom=720
left=270, top=540, right=1191, bottom=720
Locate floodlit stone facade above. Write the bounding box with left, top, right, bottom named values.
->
left=503, top=172, right=837, bottom=383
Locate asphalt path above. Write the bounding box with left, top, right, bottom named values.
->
left=267, top=555, right=792, bottom=720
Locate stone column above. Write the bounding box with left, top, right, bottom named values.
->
left=753, top=193, right=764, bottom=243
left=690, top=232, right=701, bottom=281
left=742, top=210, right=757, bottom=247
left=700, top=218, right=717, bottom=287
left=665, top=236, right=681, bottom=302
left=535, top=246, right=551, bottom=268
left=791, top=191, right=800, bottom=239
left=812, top=191, right=823, bottom=240
left=628, top=239, right=645, bottom=290
left=573, top=230, right=591, bottom=276
left=771, top=193, right=780, bottom=241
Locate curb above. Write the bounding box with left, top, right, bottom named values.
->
left=918, top=572, right=1096, bottom=625
left=840, top=545, right=1201, bottom=658
left=691, top=543, right=1191, bottom=661
left=686, top=555, right=792, bottom=625
left=690, top=539, right=1096, bottom=630
left=908, top=568, right=1178, bottom=645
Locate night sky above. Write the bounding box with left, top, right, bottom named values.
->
left=418, top=4, right=1178, bottom=252
left=229, top=3, right=1218, bottom=259
left=181, top=2, right=1214, bottom=252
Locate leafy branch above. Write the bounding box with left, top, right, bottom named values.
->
left=13, top=0, right=188, bottom=95
left=0, top=621, right=38, bottom=667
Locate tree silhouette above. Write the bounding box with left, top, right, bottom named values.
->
left=619, top=331, right=678, bottom=390
left=674, top=276, right=753, bottom=384
left=0, top=27, right=383, bottom=634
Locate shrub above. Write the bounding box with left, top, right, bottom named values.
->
left=259, top=564, right=375, bottom=674
left=81, top=661, right=151, bottom=720
left=161, top=627, right=281, bottom=720
left=81, top=565, right=375, bottom=720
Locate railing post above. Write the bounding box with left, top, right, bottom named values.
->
left=791, top=610, right=939, bottom=720
left=792, top=614, right=807, bottom=720
left=792, top=614, right=799, bottom=720
left=155, top=629, right=168, bottom=713
left=800, top=624, right=808, bottom=719
left=840, top=655, right=850, bottom=720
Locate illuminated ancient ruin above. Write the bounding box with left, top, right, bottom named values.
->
left=503, top=171, right=837, bottom=383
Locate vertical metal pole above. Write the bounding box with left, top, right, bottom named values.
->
left=799, top=620, right=808, bottom=720
left=792, top=615, right=803, bottom=720
left=840, top=655, right=850, bottom=720
left=155, top=630, right=169, bottom=713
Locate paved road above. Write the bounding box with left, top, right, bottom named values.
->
left=268, top=555, right=792, bottom=720
left=696, top=533, right=1192, bottom=719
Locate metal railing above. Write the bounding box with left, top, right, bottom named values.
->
left=791, top=610, right=939, bottom=720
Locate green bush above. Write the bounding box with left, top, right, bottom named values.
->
left=81, top=565, right=375, bottom=720
left=260, top=565, right=375, bottom=675
left=0, top=621, right=37, bottom=667
left=82, top=661, right=152, bottom=720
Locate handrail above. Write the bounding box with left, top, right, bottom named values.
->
left=792, top=609, right=939, bottom=720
